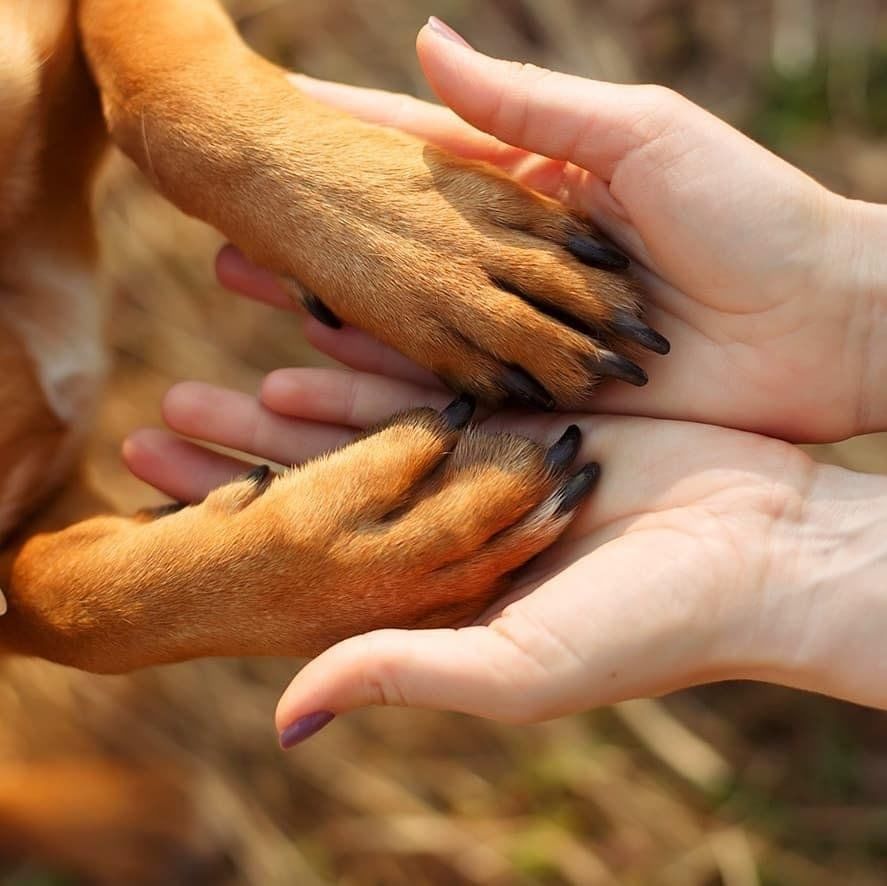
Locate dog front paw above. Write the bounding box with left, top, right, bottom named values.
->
left=7, top=399, right=597, bottom=670
left=255, top=120, right=668, bottom=409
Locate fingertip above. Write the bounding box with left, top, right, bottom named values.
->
left=120, top=428, right=186, bottom=494
left=160, top=380, right=206, bottom=427
left=214, top=243, right=247, bottom=285
left=259, top=368, right=307, bottom=413
left=215, top=243, right=293, bottom=309
left=416, top=18, right=480, bottom=97
left=121, top=428, right=160, bottom=472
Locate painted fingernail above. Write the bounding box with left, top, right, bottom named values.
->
left=442, top=393, right=476, bottom=429
left=502, top=365, right=556, bottom=411
left=427, top=16, right=472, bottom=47
left=567, top=235, right=630, bottom=271
left=246, top=464, right=273, bottom=493
left=545, top=424, right=582, bottom=470
left=591, top=350, right=648, bottom=387
left=554, top=463, right=601, bottom=516
left=279, top=711, right=335, bottom=749
left=612, top=310, right=670, bottom=355
left=302, top=291, right=342, bottom=330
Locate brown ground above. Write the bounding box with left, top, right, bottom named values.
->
left=3, top=1, right=887, bottom=883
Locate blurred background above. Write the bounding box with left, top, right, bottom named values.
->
left=3, top=0, right=887, bottom=883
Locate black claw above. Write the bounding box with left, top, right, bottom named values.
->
left=612, top=310, right=670, bottom=355
left=141, top=501, right=187, bottom=520
left=567, top=234, right=630, bottom=271
left=545, top=424, right=582, bottom=471
left=502, top=365, right=556, bottom=411
left=246, top=464, right=273, bottom=492
left=554, top=462, right=601, bottom=516
left=441, top=393, right=476, bottom=429
left=592, top=350, right=648, bottom=387
left=302, top=290, right=342, bottom=329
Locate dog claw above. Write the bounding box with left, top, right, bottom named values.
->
left=592, top=350, right=648, bottom=387
left=612, top=310, right=670, bottom=355
left=246, top=464, right=273, bottom=493
left=567, top=234, right=630, bottom=271
left=301, top=291, right=342, bottom=329
left=502, top=366, right=556, bottom=411
left=545, top=424, right=582, bottom=471
left=554, top=463, right=601, bottom=516
left=442, top=394, right=477, bottom=430
left=139, top=501, right=188, bottom=520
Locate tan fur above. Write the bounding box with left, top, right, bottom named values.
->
left=0, top=760, right=222, bottom=884
left=0, top=0, right=642, bottom=670
left=0, top=0, right=645, bottom=870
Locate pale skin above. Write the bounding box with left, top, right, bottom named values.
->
left=124, top=20, right=887, bottom=744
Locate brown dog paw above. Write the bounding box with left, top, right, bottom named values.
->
left=279, top=131, right=667, bottom=409
left=7, top=399, right=597, bottom=670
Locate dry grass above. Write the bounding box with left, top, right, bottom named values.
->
left=4, top=1, right=887, bottom=883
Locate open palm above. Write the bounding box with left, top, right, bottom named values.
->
left=124, top=365, right=854, bottom=733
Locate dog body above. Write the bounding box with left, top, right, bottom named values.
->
left=0, top=0, right=660, bottom=673
left=0, top=3, right=105, bottom=543
left=0, top=1, right=663, bottom=877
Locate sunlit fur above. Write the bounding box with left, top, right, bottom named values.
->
left=0, top=1, right=632, bottom=868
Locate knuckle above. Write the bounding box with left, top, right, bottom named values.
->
left=357, top=630, right=410, bottom=708
left=507, top=60, right=554, bottom=86
left=491, top=61, right=556, bottom=142
left=630, top=84, right=688, bottom=138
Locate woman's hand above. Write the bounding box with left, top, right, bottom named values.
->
left=124, top=368, right=887, bottom=745
left=218, top=18, right=887, bottom=442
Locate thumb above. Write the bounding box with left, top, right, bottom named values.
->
left=274, top=625, right=551, bottom=748
left=417, top=17, right=685, bottom=183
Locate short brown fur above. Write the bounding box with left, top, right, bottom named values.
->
left=0, top=0, right=652, bottom=872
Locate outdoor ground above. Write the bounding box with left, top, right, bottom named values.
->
left=3, top=1, right=887, bottom=883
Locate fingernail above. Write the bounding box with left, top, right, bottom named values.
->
left=427, top=16, right=472, bottom=48
left=138, top=501, right=187, bottom=520
left=0, top=590, right=6, bottom=616
left=441, top=393, right=476, bottom=429
left=554, top=463, right=601, bottom=516
left=279, top=711, right=335, bottom=749
left=545, top=424, right=582, bottom=471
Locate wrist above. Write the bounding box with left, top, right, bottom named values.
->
left=737, top=462, right=887, bottom=708
left=831, top=196, right=887, bottom=434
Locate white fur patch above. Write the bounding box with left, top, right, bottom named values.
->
left=0, top=256, right=106, bottom=426
left=0, top=256, right=106, bottom=536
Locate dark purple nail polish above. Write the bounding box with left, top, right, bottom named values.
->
left=279, top=710, right=335, bottom=749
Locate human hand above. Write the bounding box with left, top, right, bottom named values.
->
left=217, top=18, right=887, bottom=442
left=124, top=367, right=887, bottom=745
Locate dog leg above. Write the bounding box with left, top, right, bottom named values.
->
left=0, top=405, right=596, bottom=671
left=78, top=0, right=668, bottom=410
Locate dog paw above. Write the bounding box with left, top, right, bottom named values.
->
left=8, top=399, right=597, bottom=670
left=253, top=118, right=668, bottom=409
